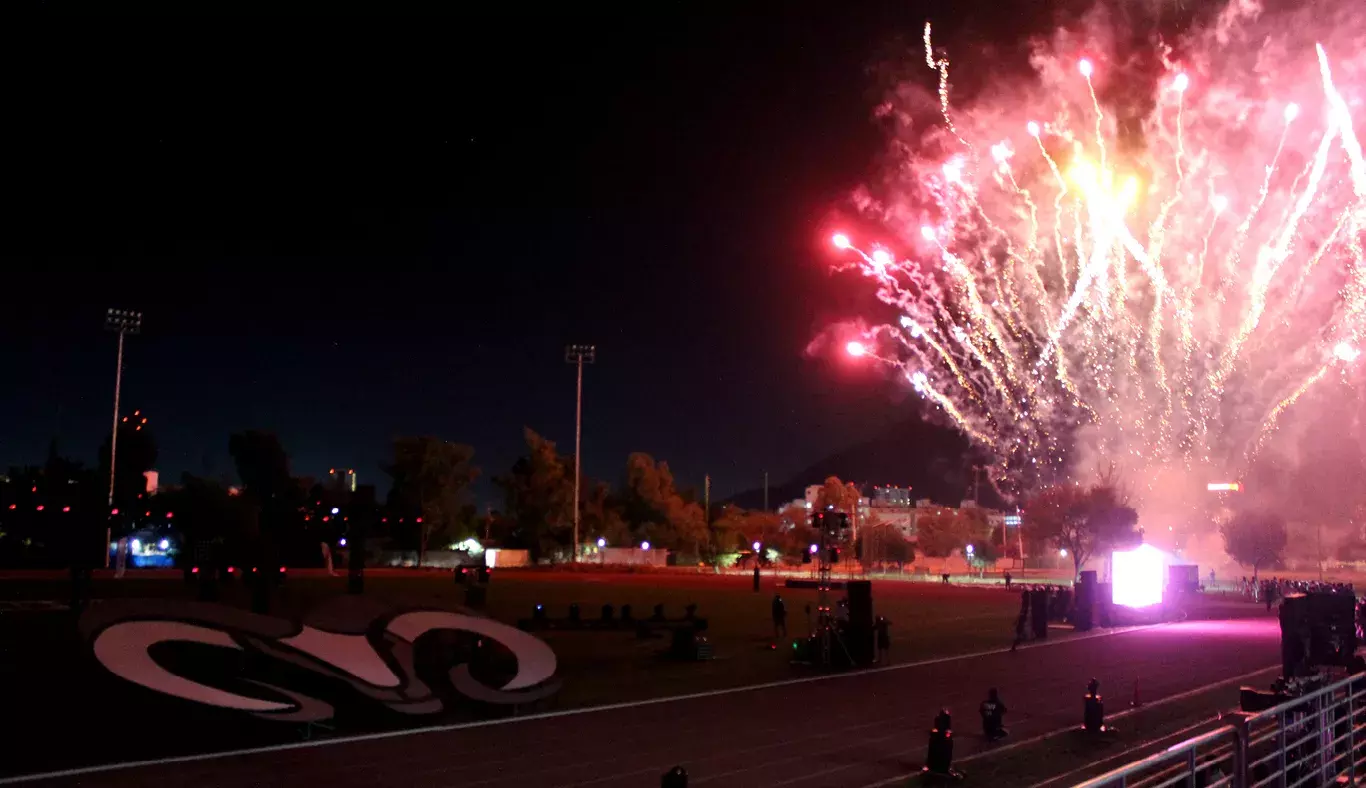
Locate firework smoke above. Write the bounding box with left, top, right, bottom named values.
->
left=834, top=0, right=1366, bottom=511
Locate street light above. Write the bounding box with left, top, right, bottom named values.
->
left=105, top=308, right=142, bottom=568
left=752, top=541, right=762, bottom=552
left=565, top=344, right=596, bottom=562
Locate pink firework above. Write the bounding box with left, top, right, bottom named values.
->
left=829, top=8, right=1366, bottom=502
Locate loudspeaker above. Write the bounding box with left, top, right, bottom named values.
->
left=1281, top=592, right=1358, bottom=676
left=846, top=580, right=874, bottom=629
left=1073, top=578, right=1094, bottom=632
left=845, top=580, right=875, bottom=667
left=1031, top=589, right=1049, bottom=639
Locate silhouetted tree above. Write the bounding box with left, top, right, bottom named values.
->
left=228, top=430, right=307, bottom=567
left=158, top=473, right=256, bottom=563
left=623, top=453, right=707, bottom=553
left=969, top=539, right=998, bottom=570
left=815, top=476, right=861, bottom=516
left=495, top=428, right=575, bottom=561
left=916, top=512, right=967, bottom=560
left=228, top=431, right=293, bottom=504
left=1024, top=481, right=1139, bottom=579
left=580, top=480, right=630, bottom=548
left=1222, top=510, right=1288, bottom=580
left=710, top=506, right=784, bottom=556
left=383, top=436, right=479, bottom=564
left=884, top=530, right=916, bottom=569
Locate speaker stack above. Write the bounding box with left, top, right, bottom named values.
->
left=1074, top=570, right=1097, bottom=631
left=845, top=580, right=875, bottom=667
left=1279, top=592, right=1358, bottom=678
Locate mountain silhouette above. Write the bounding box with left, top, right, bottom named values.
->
left=729, top=416, right=1003, bottom=510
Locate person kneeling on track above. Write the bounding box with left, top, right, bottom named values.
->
left=980, top=688, right=1008, bottom=741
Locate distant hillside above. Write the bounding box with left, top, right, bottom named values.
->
left=729, top=416, right=1004, bottom=510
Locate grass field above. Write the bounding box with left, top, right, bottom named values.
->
left=2, top=569, right=1042, bottom=708
left=0, top=569, right=1280, bottom=784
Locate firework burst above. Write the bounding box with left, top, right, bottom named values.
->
left=833, top=6, right=1366, bottom=503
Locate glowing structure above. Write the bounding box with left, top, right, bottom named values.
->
left=831, top=14, right=1366, bottom=502
left=1111, top=544, right=1165, bottom=608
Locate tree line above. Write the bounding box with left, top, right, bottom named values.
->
left=1, top=420, right=868, bottom=568
left=5, top=411, right=1309, bottom=577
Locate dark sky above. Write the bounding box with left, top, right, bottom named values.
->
left=0, top=2, right=999, bottom=502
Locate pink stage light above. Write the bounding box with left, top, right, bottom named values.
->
left=1112, top=544, right=1165, bottom=608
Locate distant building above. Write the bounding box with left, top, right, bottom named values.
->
left=329, top=468, right=357, bottom=492
left=871, top=486, right=913, bottom=507
left=866, top=486, right=915, bottom=539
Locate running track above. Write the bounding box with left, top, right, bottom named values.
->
left=11, top=619, right=1280, bottom=788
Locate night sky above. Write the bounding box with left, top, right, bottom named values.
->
left=1, top=2, right=1048, bottom=502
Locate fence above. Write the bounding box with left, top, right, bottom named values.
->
left=1074, top=673, right=1366, bottom=788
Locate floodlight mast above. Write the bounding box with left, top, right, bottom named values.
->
left=104, top=308, right=142, bottom=567
left=565, top=344, right=595, bottom=562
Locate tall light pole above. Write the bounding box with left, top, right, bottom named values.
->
left=105, top=308, right=142, bottom=567
left=565, top=344, right=595, bottom=562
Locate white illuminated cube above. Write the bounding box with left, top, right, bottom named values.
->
left=1111, top=544, right=1165, bottom=608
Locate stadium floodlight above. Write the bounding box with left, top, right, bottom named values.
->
left=104, top=308, right=143, bottom=568
left=565, top=344, right=596, bottom=562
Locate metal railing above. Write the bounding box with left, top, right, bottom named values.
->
left=1073, top=673, right=1366, bottom=788
left=1072, top=726, right=1239, bottom=788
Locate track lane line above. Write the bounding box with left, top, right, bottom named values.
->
left=849, top=663, right=1279, bottom=788
left=0, top=623, right=1160, bottom=785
